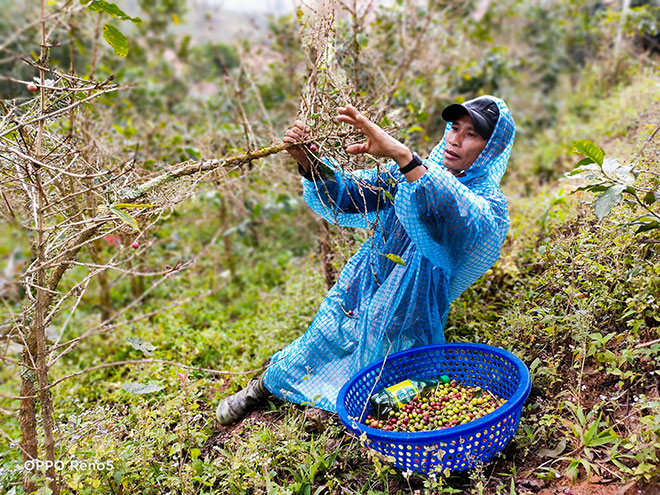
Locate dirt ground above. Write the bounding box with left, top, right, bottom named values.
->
left=533, top=479, right=660, bottom=495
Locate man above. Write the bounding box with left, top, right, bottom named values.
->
left=216, top=96, right=515, bottom=425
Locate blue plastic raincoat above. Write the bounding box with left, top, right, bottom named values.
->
left=263, top=96, right=515, bottom=412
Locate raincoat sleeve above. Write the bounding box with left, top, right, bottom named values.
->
left=300, top=158, right=399, bottom=229
left=394, top=163, right=501, bottom=270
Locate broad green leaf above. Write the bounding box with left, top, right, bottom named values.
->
left=565, top=459, right=580, bottom=482
left=572, top=183, right=608, bottom=193
left=86, top=1, right=142, bottom=24
left=538, top=438, right=566, bottom=458
left=572, top=140, right=604, bottom=166
left=584, top=420, right=599, bottom=446
left=576, top=157, right=594, bottom=166
left=602, top=157, right=621, bottom=175
left=594, top=185, right=625, bottom=220
left=103, top=24, right=129, bottom=57
left=643, top=191, right=656, bottom=205
left=575, top=404, right=586, bottom=426
left=110, top=207, right=139, bottom=230
left=601, top=158, right=635, bottom=185
left=590, top=431, right=618, bottom=446
left=566, top=162, right=601, bottom=179
left=122, top=382, right=163, bottom=395
left=383, top=253, right=405, bottom=266
left=636, top=220, right=660, bottom=234
left=126, top=337, right=157, bottom=356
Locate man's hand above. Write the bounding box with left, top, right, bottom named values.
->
left=335, top=105, right=413, bottom=167
left=283, top=120, right=313, bottom=172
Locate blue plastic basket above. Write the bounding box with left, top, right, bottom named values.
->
left=336, top=343, right=531, bottom=475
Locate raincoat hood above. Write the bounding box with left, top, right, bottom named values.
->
left=437, top=95, right=515, bottom=187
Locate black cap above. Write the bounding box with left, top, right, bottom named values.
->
left=441, top=98, right=500, bottom=140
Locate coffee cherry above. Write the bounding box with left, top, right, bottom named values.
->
left=131, top=240, right=139, bottom=249
left=27, top=82, right=38, bottom=92
left=365, top=380, right=506, bottom=433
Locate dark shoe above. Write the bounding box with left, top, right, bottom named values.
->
left=216, top=376, right=271, bottom=426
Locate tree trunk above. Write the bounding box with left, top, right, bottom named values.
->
left=319, top=220, right=337, bottom=289
left=129, top=258, right=145, bottom=299
left=32, top=171, right=59, bottom=494
left=90, top=241, right=113, bottom=321
left=19, top=352, right=38, bottom=494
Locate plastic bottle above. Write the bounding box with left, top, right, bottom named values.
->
left=369, top=378, right=438, bottom=419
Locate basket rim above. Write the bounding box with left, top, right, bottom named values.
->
left=336, top=342, right=532, bottom=443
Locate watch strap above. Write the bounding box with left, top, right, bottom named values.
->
left=399, top=152, right=424, bottom=174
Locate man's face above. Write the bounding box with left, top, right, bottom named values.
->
left=443, top=114, right=488, bottom=177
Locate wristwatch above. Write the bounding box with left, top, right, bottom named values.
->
left=399, top=152, right=424, bottom=174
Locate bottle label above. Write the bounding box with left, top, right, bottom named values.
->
left=384, top=380, right=419, bottom=408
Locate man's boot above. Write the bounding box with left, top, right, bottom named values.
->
left=216, top=375, right=271, bottom=426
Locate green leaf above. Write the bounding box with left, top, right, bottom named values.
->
left=602, top=158, right=635, bottom=185
left=584, top=420, right=599, bottom=446
left=594, top=185, right=625, bottom=220
left=572, top=183, right=608, bottom=193
left=643, top=191, right=656, bottom=205
left=565, top=459, right=580, bottom=482
left=566, top=162, right=601, bottom=179
left=190, top=448, right=201, bottom=461
left=382, top=190, right=394, bottom=201
left=111, top=203, right=157, bottom=209
left=125, top=337, right=157, bottom=356
left=538, top=438, right=566, bottom=458
left=122, top=382, right=163, bottom=395
left=103, top=24, right=129, bottom=57
left=110, top=207, right=139, bottom=230
left=576, top=157, right=594, bottom=166
left=572, top=140, right=604, bottom=166
left=383, top=253, right=405, bottom=266
left=575, top=404, right=586, bottom=427
left=86, top=1, right=142, bottom=24
left=635, top=220, right=660, bottom=234
left=590, top=431, right=618, bottom=446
